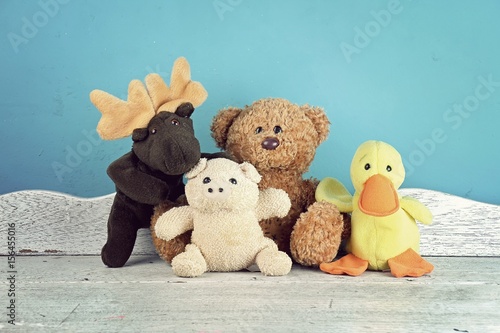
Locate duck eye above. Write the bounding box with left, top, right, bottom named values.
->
left=171, top=119, right=180, bottom=126
left=386, top=165, right=392, bottom=172
left=151, top=128, right=157, bottom=134
left=255, top=127, right=263, bottom=134
left=229, top=178, right=237, bottom=185
left=364, top=163, right=371, bottom=170
left=273, top=126, right=283, bottom=134
left=203, top=177, right=211, bottom=184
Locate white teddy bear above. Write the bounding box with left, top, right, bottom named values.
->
left=154, top=158, right=292, bottom=277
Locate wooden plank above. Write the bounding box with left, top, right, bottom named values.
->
left=0, top=189, right=499, bottom=256
left=400, top=188, right=500, bottom=257
left=1, top=256, right=498, bottom=332
left=0, top=190, right=155, bottom=256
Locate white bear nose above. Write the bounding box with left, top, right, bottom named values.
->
left=204, top=180, right=231, bottom=200
left=208, top=187, right=224, bottom=193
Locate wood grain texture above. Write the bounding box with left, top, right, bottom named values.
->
left=0, top=256, right=498, bottom=332
left=0, top=189, right=499, bottom=256
left=0, top=190, right=155, bottom=256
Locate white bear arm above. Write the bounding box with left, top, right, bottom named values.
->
left=256, top=188, right=291, bottom=221
left=154, top=206, right=194, bottom=241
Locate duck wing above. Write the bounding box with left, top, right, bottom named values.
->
left=315, top=177, right=354, bottom=213
left=400, top=196, right=433, bottom=225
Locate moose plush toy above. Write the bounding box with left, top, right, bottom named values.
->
left=154, top=158, right=293, bottom=277
left=90, top=57, right=209, bottom=268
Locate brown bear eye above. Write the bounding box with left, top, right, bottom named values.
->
left=151, top=128, right=157, bottom=134
left=203, top=177, right=211, bottom=184
left=229, top=178, right=237, bottom=185
left=255, top=127, right=263, bottom=134
left=273, top=126, right=283, bottom=134
left=171, top=119, right=180, bottom=126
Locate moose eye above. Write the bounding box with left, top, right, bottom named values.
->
left=386, top=165, right=392, bottom=172
left=203, top=177, right=211, bottom=184
left=364, top=163, right=371, bottom=170
left=229, top=178, right=237, bottom=185
left=151, top=128, right=157, bottom=134
left=171, top=119, right=180, bottom=126
left=255, top=127, right=263, bottom=134
left=273, top=126, right=283, bottom=134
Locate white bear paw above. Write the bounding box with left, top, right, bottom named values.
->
left=171, top=245, right=207, bottom=278
left=256, top=248, right=292, bottom=276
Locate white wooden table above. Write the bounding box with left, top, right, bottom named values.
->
left=1, top=189, right=499, bottom=332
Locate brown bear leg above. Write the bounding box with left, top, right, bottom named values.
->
left=290, top=201, right=345, bottom=266
left=101, top=192, right=153, bottom=268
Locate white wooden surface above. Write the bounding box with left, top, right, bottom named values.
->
left=0, top=189, right=499, bottom=256
left=0, top=256, right=498, bottom=332
left=0, top=189, right=499, bottom=332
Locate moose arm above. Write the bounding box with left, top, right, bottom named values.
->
left=107, top=152, right=171, bottom=205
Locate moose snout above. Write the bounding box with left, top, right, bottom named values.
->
left=262, top=137, right=280, bottom=150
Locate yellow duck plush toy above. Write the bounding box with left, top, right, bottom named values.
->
left=317, top=140, right=434, bottom=278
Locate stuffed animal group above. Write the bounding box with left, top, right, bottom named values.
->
left=91, top=57, right=433, bottom=278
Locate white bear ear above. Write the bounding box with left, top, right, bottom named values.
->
left=186, top=158, right=208, bottom=179
left=240, top=162, right=261, bottom=184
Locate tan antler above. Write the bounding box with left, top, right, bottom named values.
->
left=145, top=57, right=207, bottom=113
left=90, top=57, right=208, bottom=140
left=90, top=80, right=155, bottom=140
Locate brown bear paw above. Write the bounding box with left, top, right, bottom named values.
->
left=290, top=201, right=344, bottom=266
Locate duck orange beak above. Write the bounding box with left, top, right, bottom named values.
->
left=359, top=174, right=399, bottom=217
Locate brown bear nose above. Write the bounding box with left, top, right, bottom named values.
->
left=262, top=137, right=280, bottom=150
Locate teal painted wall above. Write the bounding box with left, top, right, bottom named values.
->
left=1, top=0, right=499, bottom=204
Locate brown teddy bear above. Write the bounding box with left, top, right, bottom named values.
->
left=210, top=97, right=349, bottom=266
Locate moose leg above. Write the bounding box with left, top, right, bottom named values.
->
left=101, top=192, right=153, bottom=268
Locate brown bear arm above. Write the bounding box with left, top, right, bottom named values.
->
left=290, top=178, right=346, bottom=266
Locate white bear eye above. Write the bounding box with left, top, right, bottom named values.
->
left=203, top=177, right=211, bottom=184
left=229, top=178, right=237, bottom=185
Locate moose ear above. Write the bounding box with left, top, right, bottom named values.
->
left=175, top=102, right=195, bottom=118
left=132, top=128, right=149, bottom=142
left=240, top=162, right=261, bottom=184
left=186, top=158, right=208, bottom=179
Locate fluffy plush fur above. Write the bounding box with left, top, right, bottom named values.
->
left=154, top=158, right=292, bottom=277
left=210, top=98, right=349, bottom=266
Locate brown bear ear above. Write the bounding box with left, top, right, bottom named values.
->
left=210, top=107, right=242, bottom=149
left=302, top=105, right=330, bottom=145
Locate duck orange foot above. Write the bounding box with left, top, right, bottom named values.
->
left=387, top=248, right=434, bottom=278
left=320, top=254, right=368, bottom=276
